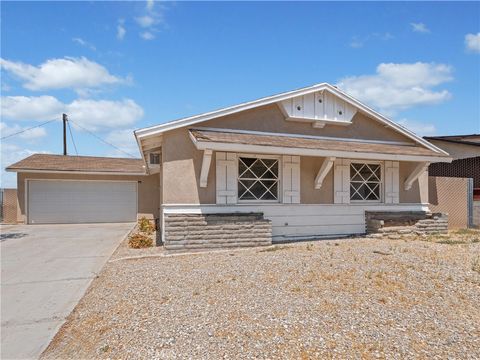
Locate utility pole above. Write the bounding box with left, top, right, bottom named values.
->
left=62, top=113, right=68, bottom=156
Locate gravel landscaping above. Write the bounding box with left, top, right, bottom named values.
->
left=43, top=230, right=480, bottom=359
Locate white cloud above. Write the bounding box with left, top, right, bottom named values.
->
left=349, top=38, right=364, bottom=48
left=146, top=0, right=154, bottom=12
left=140, top=31, right=155, bottom=40
left=1, top=95, right=144, bottom=132
left=410, top=22, right=430, bottom=34
left=348, top=32, right=393, bottom=49
left=105, top=128, right=140, bottom=157
left=66, top=99, right=144, bottom=132
left=0, top=122, right=48, bottom=140
left=465, top=33, right=480, bottom=53
left=1, top=95, right=64, bottom=121
left=133, top=0, right=166, bottom=40
left=72, top=37, right=96, bottom=51
left=117, top=19, right=126, bottom=40
left=397, top=119, right=436, bottom=136
left=135, top=15, right=156, bottom=28
left=0, top=57, right=127, bottom=92
left=0, top=143, right=49, bottom=188
left=337, top=62, right=453, bottom=114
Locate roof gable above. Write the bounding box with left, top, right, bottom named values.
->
left=135, top=83, right=448, bottom=155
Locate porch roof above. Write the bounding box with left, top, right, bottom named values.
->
left=189, top=128, right=452, bottom=163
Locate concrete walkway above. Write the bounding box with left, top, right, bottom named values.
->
left=1, top=223, right=134, bottom=359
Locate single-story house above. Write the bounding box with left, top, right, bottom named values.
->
left=7, top=83, right=452, bottom=247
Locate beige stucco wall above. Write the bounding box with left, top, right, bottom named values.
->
left=16, top=172, right=160, bottom=223
left=162, top=128, right=216, bottom=204
left=161, top=125, right=427, bottom=205
left=300, top=156, right=334, bottom=204
left=203, top=104, right=412, bottom=143
left=399, top=162, right=428, bottom=204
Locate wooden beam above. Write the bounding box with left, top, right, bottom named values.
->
left=314, top=156, right=336, bottom=189
left=404, top=162, right=429, bottom=190
left=200, top=149, right=213, bottom=188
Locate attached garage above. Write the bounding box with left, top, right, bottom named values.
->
left=27, top=180, right=137, bottom=224
left=6, top=154, right=160, bottom=224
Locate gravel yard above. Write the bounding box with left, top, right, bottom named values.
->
left=43, top=231, right=480, bottom=359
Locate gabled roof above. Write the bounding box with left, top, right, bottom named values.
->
left=135, top=82, right=448, bottom=156
left=6, top=154, right=146, bottom=175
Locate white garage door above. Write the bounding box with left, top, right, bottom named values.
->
left=27, top=180, right=137, bottom=224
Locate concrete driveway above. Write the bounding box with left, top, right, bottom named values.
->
left=1, top=223, right=134, bottom=360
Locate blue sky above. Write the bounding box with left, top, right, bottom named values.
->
left=1, top=1, right=479, bottom=187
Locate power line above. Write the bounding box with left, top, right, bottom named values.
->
left=68, top=119, right=137, bottom=158
left=67, top=120, right=78, bottom=155
left=0, top=119, right=57, bottom=140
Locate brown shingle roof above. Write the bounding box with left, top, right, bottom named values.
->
left=190, top=128, right=448, bottom=158
left=6, top=154, right=146, bottom=174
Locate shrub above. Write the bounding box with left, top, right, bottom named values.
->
left=128, top=233, right=153, bottom=249
left=138, top=217, right=155, bottom=235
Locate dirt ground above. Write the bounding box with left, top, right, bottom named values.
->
left=42, top=230, right=480, bottom=359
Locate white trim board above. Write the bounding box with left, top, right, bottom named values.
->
left=135, top=83, right=448, bottom=156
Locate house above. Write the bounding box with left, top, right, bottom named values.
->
left=423, top=134, right=480, bottom=227
left=6, top=83, right=452, bottom=247
left=424, top=134, right=480, bottom=198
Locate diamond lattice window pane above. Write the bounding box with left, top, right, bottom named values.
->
left=350, top=163, right=382, bottom=201
left=238, top=157, right=279, bottom=201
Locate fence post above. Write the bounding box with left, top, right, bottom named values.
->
left=468, top=178, right=474, bottom=228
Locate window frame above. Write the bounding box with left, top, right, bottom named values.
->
left=236, top=153, right=281, bottom=203
left=349, top=160, right=384, bottom=203
left=149, top=152, right=160, bottom=165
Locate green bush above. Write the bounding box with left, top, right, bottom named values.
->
left=138, top=217, right=155, bottom=235
left=128, top=233, right=153, bottom=249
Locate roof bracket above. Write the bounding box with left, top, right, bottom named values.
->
left=314, top=156, right=336, bottom=189
left=404, top=162, right=429, bottom=190
left=200, top=149, right=213, bottom=188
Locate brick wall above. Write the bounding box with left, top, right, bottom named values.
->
left=163, top=212, right=272, bottom=251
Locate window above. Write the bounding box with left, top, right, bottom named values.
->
left=350, top=163, right=381, bottom=201
left=149, top=153, right=160, bottom=165
left=238, top=157, right=279, bottom=201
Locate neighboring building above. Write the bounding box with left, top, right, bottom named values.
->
left=424, top=134, right=480, bottom=227
left=7, top=83, right=451, bottom=244
left=424, top=134, right=480, bottom=198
